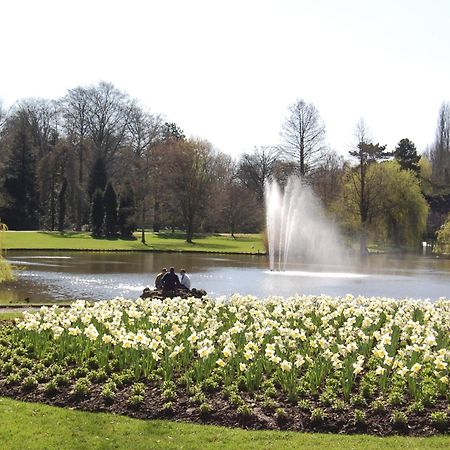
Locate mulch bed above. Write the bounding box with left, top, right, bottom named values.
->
left=0, top=379, right=447, bottom=436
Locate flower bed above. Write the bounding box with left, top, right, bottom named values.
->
left=1, top=295, right=449, bottom=435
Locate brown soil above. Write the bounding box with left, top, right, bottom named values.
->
left=0, top=380, right=447, bottom=436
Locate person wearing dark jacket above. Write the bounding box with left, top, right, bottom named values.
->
left=161, top=267, right=180, bottom=290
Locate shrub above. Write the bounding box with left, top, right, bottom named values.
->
left=162, top=388, right=176, bottom=401
left=353, top=409, right=366, bottom=426
left=128, top=394, right=144, bottom=407
left=72, top=378, right=91, bottom=397
left=22, top=376, right=38, bottom=391
left=44, top=380, right=58, bottom=396
left=199, top=402, right=213, bottom=417
left=54, top=374, right=70, bottom=387
left=332, top=399, right=346, bottom=412
left=162, top=401, right=174, bottom=413
left=407, top=401, right=424, bottom=414
left=298, top=399, right=312, bottom=411
left=275, top=407, right=288, bottom=423
left=237, top=403, right=253, bottom=419
left=202, top=378, right=219, bottom=393
left=390, top=410, right=408, bottom=427
left=101, top=385, right=117, bottom=404
left=131, top=382, right=146, bottom=396
left=430, top=411, right=449, bottom=430
left=311, top=407, right=327, bottom=424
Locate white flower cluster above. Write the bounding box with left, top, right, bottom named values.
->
left=16, top=295, right=450, bottom=391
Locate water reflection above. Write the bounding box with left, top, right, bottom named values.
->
left=1, top=251, right=450, bottom=304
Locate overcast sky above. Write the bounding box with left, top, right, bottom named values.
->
left=1, top=0, right=449, bottom=157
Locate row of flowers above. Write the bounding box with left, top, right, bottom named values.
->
left=14, top=294, right=450, bottom=403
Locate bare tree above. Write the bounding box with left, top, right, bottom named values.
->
left=168, top=138, right=216, bottom=242
left=429, top=102, right=450, bottom=184
left=280, top=99, right=326, bottom=176
left=85, top=82, right=133, bottom=167
left=237, top=146, right=279, bottom=203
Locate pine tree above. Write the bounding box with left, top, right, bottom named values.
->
left=2, top=113, right=39, bottom=229
left=88, top=156, right=107, bottom=199
left=394, top=138, right=421, bottom=176
left=90, top=188, right=104, bottom=237
left=103, top=181, right=118, bottom=237
left=118, top=182, right=136, bottom=238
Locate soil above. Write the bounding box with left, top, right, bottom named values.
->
left=0, top=379, right=447, bottom=436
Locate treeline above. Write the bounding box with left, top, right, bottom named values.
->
left=0, top=82, right=449, bottom=249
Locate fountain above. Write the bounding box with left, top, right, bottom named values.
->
left=265, top=176, right=347, bottom=271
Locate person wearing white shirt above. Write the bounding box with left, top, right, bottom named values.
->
left=179, top=269, right=191, bottom=290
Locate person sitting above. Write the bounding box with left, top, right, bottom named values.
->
left=179, top=269, right=191, bottom=290
left=161, top=267, right=180, bottom=291
left=155, top=267, right=167, bottom=289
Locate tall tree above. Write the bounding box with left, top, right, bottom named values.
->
left=429, top=102, right=450, bottom=185
left=90, top=188, right=104, bottom=237
left=1, top=112, right=39, bottom=229
left=348, top=119, right=392, bottom=254
left=118, top=182, right=136, bottom=238
left=394, top=138, right=421, bottom=176
left=169, top=138, right=215, bottom=242
left=88, top=156, right=107, bottom=199
left=103, top=181, right=118, bottom=237
left=237, top=146, right=279, bottom=203
left=340, top=161, right=428, bottom=248
left=280, top=99, right=326, bottom=176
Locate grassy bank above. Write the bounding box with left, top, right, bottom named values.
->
left=0, top=397, right=448, bottom=450
left=3, top=231, right=265, bottom=254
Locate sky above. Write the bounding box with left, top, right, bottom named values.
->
left=1, top=0, right=450, bottom=158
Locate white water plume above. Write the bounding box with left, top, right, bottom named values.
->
left=265, top=177, right=347, bottom=271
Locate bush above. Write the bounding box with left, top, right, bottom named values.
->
left=72, top=378, right=92, bottom=397
left=199, top=402, right=213, bottom=417
left=310, top=407, right=327, bottom=424
left=22, top=376, right=38, bottom=391
left=430, top=411, right=449, bottom=430
left=353, top=409, right=366, bottom=426
left=128, top=394, right=144, bottom=407
left=390, top=410, right=408, bottom=427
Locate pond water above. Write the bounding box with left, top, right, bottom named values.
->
left=1, top=251, right=450, bottom=304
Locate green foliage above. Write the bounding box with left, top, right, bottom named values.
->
left=199, top=402, right=213, bottom=417
left=72, top=377, right=92, bottom=397
left=118, top=182, right=136, bottom=238
left=1, top=112, right=39, bottom=229
left=435, top=213, right=450, bottom=254
left=340, top=161, right=428, bottom=248
left=103, top=181, right=118, bottom=236
left=390, top=410, right=408, bottom=426
left=394, top=138, right=421, bottom=175
left=90, top=188, right=104, bottom=237
left=353, top=409, right=366, bottom=425
left=310, top=407, right=327, bottom=424
left=275, top=407, right=288, bottom=423
left=430, top=411, right=448, bottom=430
left=128, top=394, right=144, bottom=407
left=88, top=156, right=107, bottom=199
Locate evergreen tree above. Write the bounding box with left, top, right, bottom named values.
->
left=58, top=178, right=67, bottom=232
left=394, top=138, right=421, bottom=176
left=118, top=182, right=136, bottom=238
left=87, top=156, right=107, bottom=199
left=90, top=188, right=104, bottom=237
left=103, top=181, right=118, bottom=236
left=2, top=113, right=39, bottom=229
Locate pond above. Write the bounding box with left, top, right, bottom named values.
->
left=1, top=251, right=450, bottom=304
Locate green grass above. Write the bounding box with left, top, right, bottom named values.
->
left=3, top=231, right=265, bottom=254
left=0, top=398, right=448, bottom=450
left=0, top=312, right=23, bottom=320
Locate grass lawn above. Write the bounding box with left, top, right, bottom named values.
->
left=0, top=397, right=448, bottom=450
left=3, top=231, right=266, bottom=254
